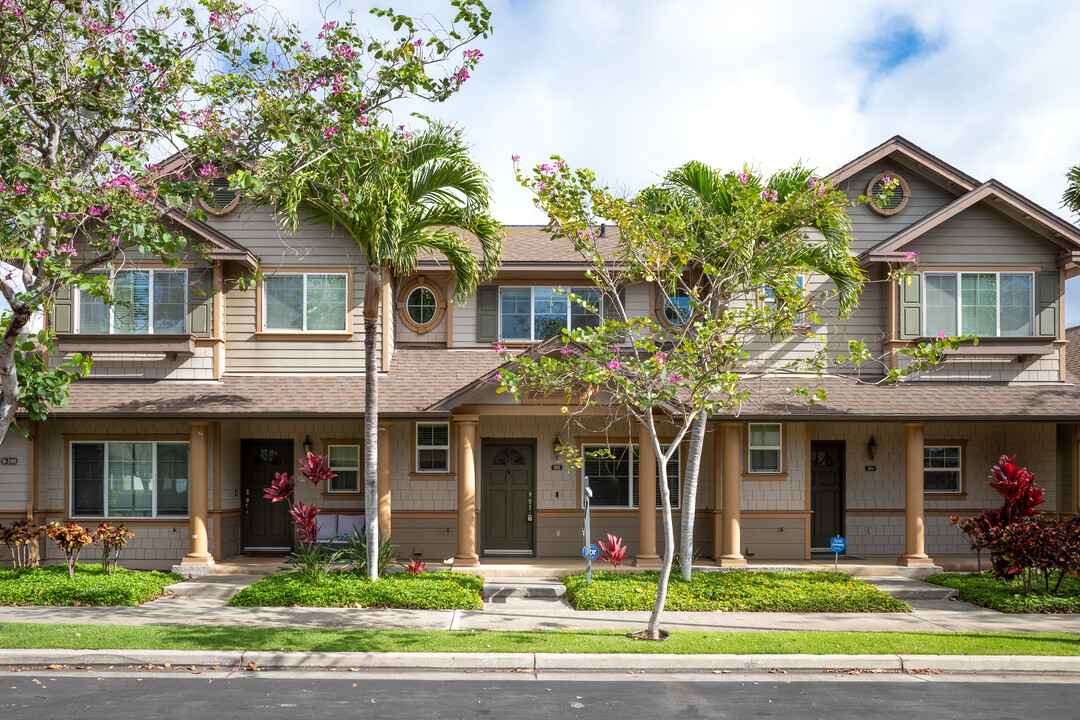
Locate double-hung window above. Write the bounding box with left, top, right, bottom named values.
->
left=70, top=441, right=189, bottom=518
left=499, top=287, right=602, bottom=341
left=416, top=422, right=450, bottom=473
left=78, top=269, right=188, bottom=334
left=748, top=423, right=782, bottom=473
left=263, top=273, right=348, bottom=331
left=326, top=445, right=361, bottom=493
left=923, top=272, right=1034, bottom=337
left=924, top=445, right=962, bottom=493
left=762, top=275, right=807, bottom=325
left=582, top=443, right=680, bottom=509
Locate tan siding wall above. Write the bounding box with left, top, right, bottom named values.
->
left=901, top=351, right=1060, bottom=383
left=740, top=422, right=807, bottom=511
left=0, top=434, right=29, bottom=512
left=741, top=517, right=806, bottom=560
left=396, top=274, right=449, bottom=345
left=909, top=204, right=1059, bottom=269
left=79, top=345, right=216, bottom=380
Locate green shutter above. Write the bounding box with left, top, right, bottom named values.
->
left=899, top=272, right=922, bottom=339
left=188, top=268, right=213, bottom=337
left=1036, top=271, right=1059, bottom=338
left=476, top=285, right=498, bottom=342
left=52, top=284, right=74, bottom=334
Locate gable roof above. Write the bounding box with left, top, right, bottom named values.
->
left=828, top=135, right=979, bottom=193
left=860, top=179, right=1080, bottom=264
left=161, top=206, right=258, bottom=268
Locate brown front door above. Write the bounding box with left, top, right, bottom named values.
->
left=241, top=439, right=293, bottom=551
left=810, top=441, right=845, bottom=549
left=481, top=441, right=535, bottom=555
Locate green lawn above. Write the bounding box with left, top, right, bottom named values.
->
left=0, top=564, right=180, bottom=606
left=0, top=623, right=1078, bottom=655
left=926, top=571, right=1080, bottom=613
left=563, top=570, right=910, bottom=612
left=226, top=570, right=484, bottom=609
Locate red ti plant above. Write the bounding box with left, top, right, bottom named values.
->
left=45, top=521, right=94, bottom=578
left=0, top=519, right=43, bottom=572
left=405, top=558, right=427, bottom=574
left=263, top=453, right=339, bottom=580
left=598, top=534, right=628, bottom=569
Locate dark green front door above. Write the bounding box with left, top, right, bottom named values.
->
left=481, top=441, right=535, bottom=555
left=241, top=439, right=293, bottom=551
left=810, top=441, right=845, bottom=549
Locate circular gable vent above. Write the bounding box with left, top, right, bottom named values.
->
left=866, top=172, right=910, bottom=216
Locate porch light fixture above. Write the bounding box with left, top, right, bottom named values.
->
left=303, top=435, right=313, bottom=454
left=866, top=436, right=877, bottom=461
left=553, top=435, right=562, bottom=456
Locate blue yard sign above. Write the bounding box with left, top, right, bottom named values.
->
left=830, top=536, right=846, bottom=571
left=583, top=544, right=599, bottom=561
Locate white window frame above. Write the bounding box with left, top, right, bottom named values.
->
left=922, top=271, right=1035, bottom=338
left=497, top=286, right=603, bottom=341
left=75, top=268, right=188, bottom=334
left=580, top=442, right=680, bottom=510
left=326, top=444, right=361, bottom=493
left=923, top=445, right=963, bottom=494
left=69, top=440, right=190, bottom=519
left=761, top=275, right=807, bottom=325
left=415, top=422, right=450, bottom=473
left=262, top=272, right=349, bottom=332
left=747, top=423, right=783, bottom=474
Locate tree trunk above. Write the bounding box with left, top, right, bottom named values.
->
left=0, top=304, right=33, bottom=448
left=363, top=264, right=382, bottom=581
left=678, top=412, right=707, bottom=581
left=647, top=429, right=677, bottom=640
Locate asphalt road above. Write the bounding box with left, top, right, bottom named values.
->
left=3, top=670, right=1078, bottom=719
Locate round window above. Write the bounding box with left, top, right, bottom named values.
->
left=406, top=286, right=438, bottom=326
left=661, top=290, right=692, bottom=326
left=865, top=172, right=910, bottom=216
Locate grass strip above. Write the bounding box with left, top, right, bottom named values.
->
left=563, top=570, right=910, bottom=612
left=0, top=565, right=181, bottom=607
left=926, top=572, right=1080, bottom=614
left=226, top=570, right=484, bottom=610
left=0, top=624, right=1077, bottom=655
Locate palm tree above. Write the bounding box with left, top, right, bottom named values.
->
left=254, top=123, right=501, bottom=579
left=646, top=161, right=863, bottom=580
left=1064, top=164, right=1080, bottom=218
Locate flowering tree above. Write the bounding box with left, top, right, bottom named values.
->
left=0, top=0, right=492, bottom=445
left=498, top=158, right=959, bottom=639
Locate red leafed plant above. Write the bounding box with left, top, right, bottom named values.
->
left=262, top=454, right=340, bottom=582
left=598, top=534, right=627, bottom=569
left=93, top=523, right=134, bottom=574
left=0, top=519, right=43, bottom=572
left=45, top=521, right=94, bottom=578
left=299, top=452, right=336, bottom=485
left=405, top=558, right=427, bottom=574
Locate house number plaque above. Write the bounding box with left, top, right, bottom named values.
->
left=0, top=458, right=17, bottom=465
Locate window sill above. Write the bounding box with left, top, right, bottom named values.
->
left=928, top=338, right=1055, bottom=357
left=410, top=472, right=456, bottom=481
left=925, top=491, right=968, bottom=500
left=54, top=333, right=196, bottom=356
left=322, top=491, right=363, bottom=498
left=256, top=331, right=353, bottom=341
left=743, top=472, right=788, bottom=481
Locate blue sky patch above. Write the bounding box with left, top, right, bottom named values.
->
left=859, top=17, right=944, bottom=76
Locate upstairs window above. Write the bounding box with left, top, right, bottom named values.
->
left=659, top=289, right=692, bottom=327
left=263, top=273, right=348, bottom=332
left=77, top=269, right=188, bottom=334
left=923, top=272, right=1033, bottom=337
left=499, top=287, right=601, bottom=341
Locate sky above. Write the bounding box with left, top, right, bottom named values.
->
left=270, top=0, right=1080, bottom=325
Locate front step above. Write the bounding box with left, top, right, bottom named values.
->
left=865, top=576, right=958, bottom=601
left=164, top=574, right=262, bottom=600
left=483, top=577, right=566, bottom=601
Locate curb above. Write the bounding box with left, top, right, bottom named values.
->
left=0, top=649, right=1077, bottom=674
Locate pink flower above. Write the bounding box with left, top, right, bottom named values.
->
left=413, top=38, right=423, bottom=47
left=668, top=374, right=682, bottom=382
left=536, top=181, right=547, bottom=191
left=605, top=359, right=620, bottom=370
left=736, top=173, right=750, bottom=183
left=34, top=249, right=47, bottom=259
left=108, top=236, right=120, bottom=244
left=904, top=251, right=918, bottom=262
left=560, top=346, right=572, bottom=356
left=358, top=115, right=369, bottom=126
left=511, top=154, right=520, bottom=163
left=651, top=352, right=666, bottom=365
left=938, top=332, right=947, bottom=340
left=494, top=371, right=502, bottom=381
left=760, top=189, right=778, bottom=202
left=492, top=342, right=508, bottom=354
left=463, top=49, right=484, bottom=60
left=881, top=175, right=893, bottom=185
left=57, top=245, right=76, bottom=255
left=453, top=68, right=469, bottom=83
left=324, top=126, right=339, bottom=139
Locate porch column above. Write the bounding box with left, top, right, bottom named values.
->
left=634, top=424, right=660, bottom=567
left=899, top=423, right=934, bottom=566
left=181, top=421, right=214, bottom=567
left=719, top=423, right=747, bottom=567
left=377, top=422, right=392, bottom=539
left=454, top=415, right=480, bottom=567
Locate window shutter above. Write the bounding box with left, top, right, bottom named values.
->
left=52, top=285, right=74, bottom=334
left=898, top=272, right=922, bottom=339
left=1036, top=271, right=1059, bottom=338
left=602, top=287, right=627, bottom=321
left=187, top=268, right=213, bottom=337
left=475, top=285, right=498, bottom=342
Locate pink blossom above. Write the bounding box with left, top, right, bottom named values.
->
left=453, top=68, right=470, bottom=83
left=536, top=181, right=547, bottom=191
left=760, top=189, right=778, bottom=202
left=413, top=38, right=423, bottom=47
left=937, top=332, right=947, bottom=340
left=13, top=182, right=26, bottom=195
left=108, top=236, right=120, bottom=244
left=668, top=374, right=682, bottom=382
left=881, top=175, right=893, bottom=185
left=651, top=352, right=666, bottom=365
left=492, top=342, right=507, bottom=354
left=324, top=126, right=340, bottom=139
left=494, top=371, right=502, bottom=381
left=358, top=115, right=369, bottom=126
left=560, top=346, right=572, bottom=356
left=463, top=49, right=484, bottom=60
left=56, top=245, right=76, bottom=256
left=605, top=359, right=620, bottom=370
left=736, top=173, right=750, bottom=183
left=88, top=207, right=103, bottom=217
left=511, top=154, right=520, bottom=163
left=904, top=251, right=918, bottom=262
left=34, top=249, right=47, bottom=259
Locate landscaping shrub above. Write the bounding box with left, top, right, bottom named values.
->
left=45, top=522, right=94, bottom=578
left=226, top=570, right=483, bottom=609
left=0, top=519, right=43, bottom=572
left=92, top=523, right=134, bottom=575
left=562, top=570, right=909, bottom=612
left=263, top=452, right=343, bottom=582
left=927, top=570, right=1080, bottom=613
left=0, top=563, right=180, bottom=606
left=986, top=515, right=1080, bottom=594
left=597, top=534, right=627, bottom=568
left=341, top=530, right=401, bottom=577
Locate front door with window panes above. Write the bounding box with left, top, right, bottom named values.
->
left=481, top=442, right=535, bottom=554
left=810, top=441, right=845, bottom=549
left=240, top=439, right=293, bottom=551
